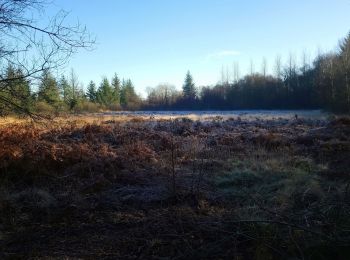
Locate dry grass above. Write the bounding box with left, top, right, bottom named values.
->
left=0, top=115, right=349, bottom=259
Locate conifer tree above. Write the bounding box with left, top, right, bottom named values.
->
left=111, top=73, right=121, bottom=104
left=14, top=68, right=32, bottom=113
left=37, top=70, right=60, bottom=106
left=0, top=65, right=32, bottom=115
left=97, top=77, right=114, bottom=106
left=86, top=81, right=97, bottom=102
left=182, top=71, right=196, bottom=99
left=120, top=79, right=139, bottom=107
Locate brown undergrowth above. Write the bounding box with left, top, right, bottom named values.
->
left=0, top=116, right=349, bottom=259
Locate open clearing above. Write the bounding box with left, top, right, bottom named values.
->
left=0, top=113, right=349, bottom=259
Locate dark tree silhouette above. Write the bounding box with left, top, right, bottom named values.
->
left=182, top=71, right=196, bottom=99
left=86, top=81, right=97, bottom=103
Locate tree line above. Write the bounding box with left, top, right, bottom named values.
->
left=1, top=31, right=350, bottom=115
left=145, top=32, right=350, bottom=113
left=0, top=67, right=142, bottom=115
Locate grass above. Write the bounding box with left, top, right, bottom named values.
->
left=0, top=115, right=349, bottom=259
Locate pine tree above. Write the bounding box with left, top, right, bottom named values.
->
left=37, top=70, right=60, bottom=105
left=120, top=79, right=127, bottom=106
left=0, top=65, right=32, bottom=114
left=86, top=80, right=97, bottom=102
left=120, top=79, right=139, bottom=107
left=182, top=71, right=196, bottom=99
left=111, top=73, right=121, bottom=104
left=97, top=77, right=114, bottom=106
left=14, top=68, right=32, bottom=113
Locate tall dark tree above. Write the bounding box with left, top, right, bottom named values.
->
left=0, top=65, right=32, bottom=115
left=97, top=77, right=114, bottom=106
left=120, top=79, right=140, bottom=109
left=86, top=81, right=97, bottom=102
left=182, top=71, right=196, bottom=99
left=111, top=73, right=121, bottom=105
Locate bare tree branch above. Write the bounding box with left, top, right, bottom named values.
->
left=0, top=0, right=95, bottom=117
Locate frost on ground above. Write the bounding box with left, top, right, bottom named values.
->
left=0, top=114, right=349, bottom=259
left=98, top=109, right=328, bottom=121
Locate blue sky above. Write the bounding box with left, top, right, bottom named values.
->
left=49, top=0, right=350, bottom=96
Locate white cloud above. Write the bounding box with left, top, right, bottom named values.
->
left=206, top=50, right=241, bottom=59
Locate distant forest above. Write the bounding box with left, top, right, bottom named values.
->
left=2, top=32, right=350, bottom=115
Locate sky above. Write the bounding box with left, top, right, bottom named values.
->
left=47, top=0, right=350, bottom=97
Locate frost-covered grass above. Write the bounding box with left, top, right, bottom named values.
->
left=0, top=115, right=349, bottom=259
left=101, top=109, right=329, bottom=121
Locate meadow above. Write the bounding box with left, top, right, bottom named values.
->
left=0, top=113, right=349, bottom=259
